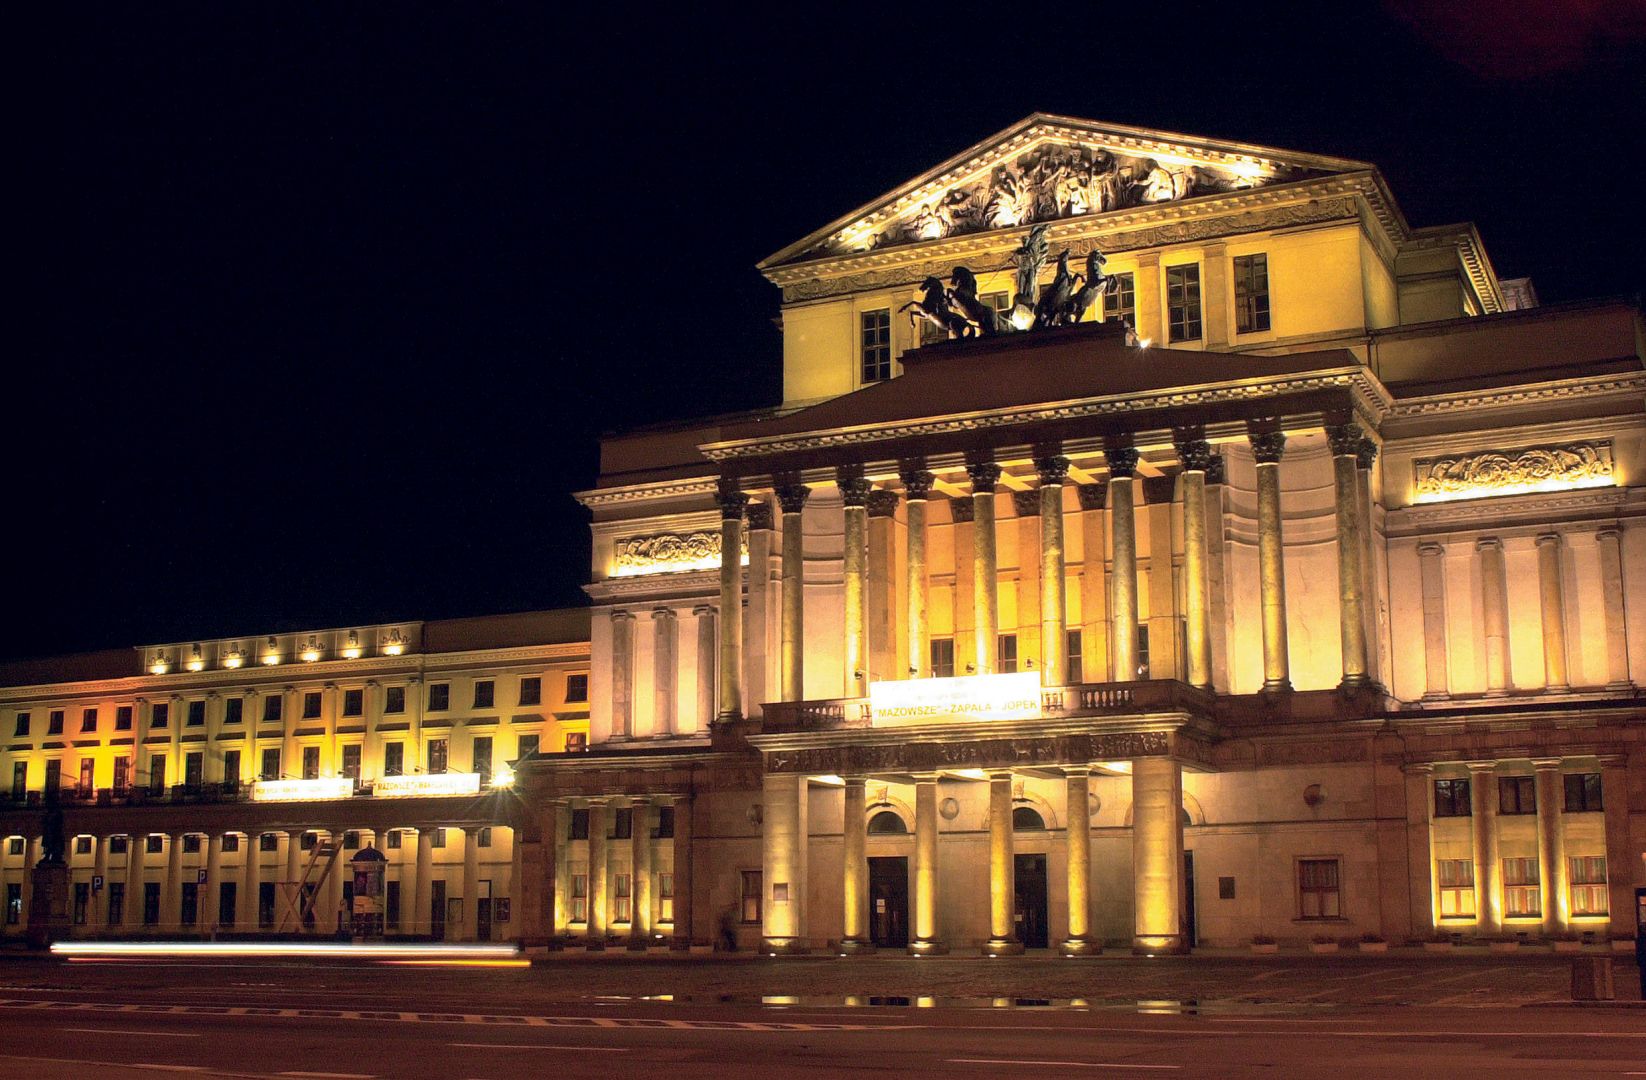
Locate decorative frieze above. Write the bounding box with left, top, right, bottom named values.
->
left=611, top=531, right=748, bottom=578
left=1412, top=442, right=1614, bottom=504
left=761, top=729, right=1170, bottom=775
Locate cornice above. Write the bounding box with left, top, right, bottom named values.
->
left=1386, top=486, right=1637, bottom=534
left=575, top=478, right=718, bottom=509
left=584, top=569, right=721, bottom=602
left=1388, top=372, right=1646, bottom=419
left=746, top=713, right=1191, bottom=753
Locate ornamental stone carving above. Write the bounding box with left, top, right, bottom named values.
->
left=949, top=497, right=975, bottom=523
left=1010, top=490, right=1039, bottom=518
left=899, top=462, right=936, bottom=501
left=836, top=463, right=872, bottom=507
left=1076, top=482, right=1108, bottom=511
left=1248, top=428, right=1287, bottom=464
left=867, top=489, right=901, bottom=518
left=1034, top=454, right=1071, bottom=487
left=612, top=531, right=747, bottom=576
left=1173, top=431, right=1212, bottom=473
left=1104, top=443, right=1140, bottom=478
left=1412, top=442, right=1613, bottom=503
left=744, top=501, right=774, bottom=531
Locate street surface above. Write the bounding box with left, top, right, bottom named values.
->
left=0, top=952, right=1639, bottom=1077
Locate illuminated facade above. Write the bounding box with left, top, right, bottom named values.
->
left=6, top=115, right=1642, bottom=953
left=0, top=611, right=589, bottom=940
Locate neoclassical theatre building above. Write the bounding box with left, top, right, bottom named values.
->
left=6, top=115, right=1644, bottom=953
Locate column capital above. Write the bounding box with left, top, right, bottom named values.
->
left=1247, top=425, right=1287, bottom=464
left=836, top=463, right=872, bottom=507
left=1475, top=536, right=1503, bottom=552
left=744, top=501, right=774, bottom=531
left=1034, top=454, right=1071, bottom=487
left=1204, top=453, right=1226, bottom=486
left=773, top=480, right=811, bottom=515
left=714, top=477, right=748, bottom=520
left=651, top=607, right=676, bottom=622
left=1355, top=436, right=1379, bottom=470
left=1535, top=532, right=1563, bottom=548
left=1173, top=431, right=1213, bottom=473
left=1010, top=490, right=1039, bottom=518
left=1531, top=757, right=1564, bottom=771
left=984, top=768, right=1014, bottom=781
left=1076, top=482, right=1107, bottom=511
left=1403, top=762, right=1435, bottom=776
left=1465, top=760, right=1499, bottom=774
left=867, top=489, right=900, bottom=518
left=1596, top=526, right=1621, bottom=542
left=1104, top=441, right=1140, bottom=478
left=610, top=609, right=635, bottom=623
left=1417, top=541, right=1446, bottom=557
left=1325, top=421, right=1363, bottom=457
left=966, top=459, right=1002, bottom=493
left=899, top=462, right=936, bottom=501
left=1063, top=765, right=1092, bottom=778
left=949, top=496, right=975, bottom=523
left=910, top=771, right=943, bottom=784
left=691, top=604, right=715, bottom=617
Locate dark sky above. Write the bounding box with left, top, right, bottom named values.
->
left=14, top=2, right=1645, bottom=662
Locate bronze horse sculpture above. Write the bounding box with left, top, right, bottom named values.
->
left=1060, top=249, right=1119, bottom=325
left=1033, top=249, right=1076, bottom=328
left=946, top=266, right=1001, bottom=337
left=900, top=276, right=971, bottom=341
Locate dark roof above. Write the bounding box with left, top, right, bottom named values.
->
left=0, top=649, right=136, bottom=688
left=422, top=608, right=590, bottom=654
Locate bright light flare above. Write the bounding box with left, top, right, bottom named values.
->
left=51, top=941, right=521, bottom=961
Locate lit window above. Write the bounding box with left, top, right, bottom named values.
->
left=1502, top=857, right=1541, bottom=917
left=614, top=873, right=632, bottom=924
left=659, top=872, right=675, bottom=923
left=571, top=873, right=588, bottom=923
left=930, top=638, right=955, bottom=679
left=1066, top=629, right=1083, bottom=684
left=565, top=732, right=588, bottom=752
left=1437, top=859, right=1475, bottom=918
left=739, top=869, right=762, bottom=924
left=1166, top=264, right=1202, bottom=343
left=1233, top=253, right=1270, bottom=333
left=1569, top=855, right=1608, bottom=916
left=1297, top=858, right=1341, bottom=919
left=1103, top=272, right=1136, bottom=326
left=861, top=309, right=892, bottom=384
left=996, top=634, right=1018, bottom=674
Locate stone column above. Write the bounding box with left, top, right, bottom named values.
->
left=363, top=680, right=381, bottom=781
left=669, top=796, right=694, bottom=950
left=1327, top=422, right=1370, bottom=687
left=1477, top=538, right=1513, bottom=695
left=1060, top=768, right=1096, bottom=956
left=164, top=833, right=184, bottom=933
left=123, top=833, right=143, bottom=930
left=461, top=827, right=482, bottom=941
left=239, top=832, right=259, bottom=932
left=1133, top=251, right=1162, bottom=343
left=1467, top=763, right=1501, bottom=934
left=745, top=502, right=774, bottom=713
left=760, top=772, right=805, bottom=953
left=1599, top=758, right=1633, bottom=940
left=282, top=831, right=303, bottom=932
left=867, top=489, right=900, bottom=684
left=840, top=778, right=871, bottom=953
left=1356, top=438, right=1382, bottom=684
left=715, top=479, right=746, bottom=719
left=1106, top=442, right=1140, bottom=682
left=1536, top=533, right=1571, bottom=690
left=609, top=610, right=635, bottom=739
left=92, top=834, right=110, bottom=928
left=901, top=465, right=935, bottom=678
left=1407, top=764, right=1438, bottom=941
left=838, top=464, right=872, bottom=697
left=968, top=460, right=1002, bottom=675
left=321, top=683, right=339, bottom=777
left=205, top=833, right=224, bottom=931
left=1249, top=426, right=1291, bottom=691
left=1533, top=760, right=1568, bottom=937
left=952, top=497, right=977, bottom=674
left=693, top=606, right=717, bottom=728
left=1036, top=453, right=1071, bottom=685
left=1078, top=483, right=1109, bottom=682
left=775, top=480, right=810, bottom=700
left=1132, top=756, right=1185, bottom=953
left=549, top=802, right=570, bottom=939
left=401, top=831, right=420, bottom=936
left=1175, top=432, right=1214, bottom=689
left=586, top=800, right=609, bottom=949
left=1596, top=529, right=1632, bottom=688
left=1418, top=542, right=1451, bottom=698
left=242, top=691, right=257, bottom=785
left=652, top=608, right=677, bottom=737
left=910, top=774, right=944, bottom=954
left=629, top=798, right=653, bottom=949
left=984, top=770, right=1022, bottom=955
left=323, top=828, right=345, bottom=936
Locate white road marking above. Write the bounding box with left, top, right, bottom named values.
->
left=63, top=1027, right=204, bottom=1038
left=949, top=1059, right=1180, bottom=1070
left=449, top=1043, right=629, bottom=1051
left=279, top=1073, right=377, bottom=1079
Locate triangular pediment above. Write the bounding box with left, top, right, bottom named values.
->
left=762, top=114, right=1372, bottom=269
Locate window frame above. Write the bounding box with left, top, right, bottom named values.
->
left=1232, top=252, right=1271, bottom=334
left=1165, top=263, right=1203, bottom=343
left=859, top=308, right=893, bottom=384
left=1433, top=778, right=1471, bottom=818
left=1296, top=856, right=1342, bottom=920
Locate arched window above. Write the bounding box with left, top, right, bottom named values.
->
left=1012, top=806, right=1046, bottom=831
left=867, top=810, right=907, bottom=835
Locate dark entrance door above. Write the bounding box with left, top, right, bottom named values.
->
left=477, top=898, right=493, bottom=942
left=868, top=856, right=908, bottom=948
left=1014, top=853, right=1049, bottom=948
left=1183, top=851, right=1197, bottom=948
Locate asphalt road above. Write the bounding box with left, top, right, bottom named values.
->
left=0, top=957, right=1641, bottom=1078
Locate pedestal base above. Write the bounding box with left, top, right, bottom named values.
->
left=837, top=938, right=877, bottom=956
left=983, top=937, right=1024, bottom=957
left=907, top=939, right=948, bottom=956
left=26, top=859, right=70, bottom=950
left=1131, top=934, right=1187, bottom=955
left=1059, top=937, right=1103, bottom=957
left=761, top=937, right=810, bottom=956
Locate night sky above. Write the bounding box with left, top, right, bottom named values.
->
left=14, top=3, right=1644, bottom=662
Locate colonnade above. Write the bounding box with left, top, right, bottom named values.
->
left=547, top=795, right=691, bottom=950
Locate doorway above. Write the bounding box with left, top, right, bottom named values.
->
left=1183, top=851, right=1197, bottom=948
left=867, top=856, right=908, bottom=948
left=1014, top=853, right=1049, bottom=948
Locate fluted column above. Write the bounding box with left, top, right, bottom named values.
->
left=1327, top=422, right=1370, bottom=687
left=1418, top=542, right=1451, bottom=698
left=693, top=606, right=717, bottom=729
left=1036, top=453, right=1071, bottom=685
left=715, top=479, right=746, bottom=719
left=909, top=774, right=945, bottom=954
left=1536, top=533, right=1570, bottom=690
left=629, top=798, right=653, bottom=949
left=840, top=778, right=872, bottom=953
left=1060, top=768, right=1096, bottom=956
left=968, top=459, right=1002, bottom=675
left=1175, top=431, right=1213, bottom=689
left=1248, top=425, right=1290, bottom=691
left=609, top=610, right=635, bottom=739
left=651, top=608, right=677, bottom=737
left=838, top=464, right=872, bottom=697
left=984, top=770, right=1022, bottom=955
left=1356, top=438, right=1381, bottom=684
left=1132, top=756, right=1185, bottom=953
left=1467, top=763, right=1501, bottom=934
left=775, top=480, right=810, bottom=701
left=1106, top=442, right=1140, bottom=682
left=1533, top=760, right=1568, bottom=936
left=760, top=772, right=804, bottom=953
left=901, top=465, right=934, bottom=678
left=1596, top=529, right=1632, bottom=688
left=586, top=799, right=609, bottom=949
left=1477, top=538, right=1513, bottom=695
left=239, top=832, right=259, bottom=931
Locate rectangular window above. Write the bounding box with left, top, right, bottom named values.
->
left=564, top=674, right=589, bottom=704
left=1102, top=272, right=1136, bottom=326
left=342, top=830, right=360, bottom=850
left=75, top=834, right=92, bottom=855
left=570, top=809, right=590, bottom=840
left=860, top=308, right=892, bottom=384
left=148, top=755, right=166, bottom=795
left=260, top=748, right=280, bottom=782
left=113, top=758, right=130, bottom=796
left=79, top=758, right=94, bottom=796
left=612, top=808, right=633, bottom=840
left=564, top=732, right=588, bottom=752
left=302, top=692, right=321, bottom=720
left=302, top=745, right=320, bottom=780
left=614, top=873, right=632, bottom=924
left=342, top=689, right=363, bottom=717
left=427, top=739, right=449, bottom=775
left=115, top=705, right=133, bottom=731
left=300, top=831, right=317, bottom=851
left=659, top=871, right=675, bottom=923
left=655, top=805, right=675, bottom=839
left=996, top=634, right=1018, bottom=674
left=259, top=832, right=278, bottom=852
left=341, top=744, right=361, bottom=780
left=223, top=698, right=243, bottom=725
left=1066, top=630, right=1083, bottom=685
left=180, top=882, right=198, bottom=926
left=740, top=870, right=763, bottom=924
left=516, top=733, right=540, bottom=759
left=259, top=882, right=276, bottom=928
left=383, top=743, right=404, bottom=777
left=151, top=703, right=169, bottom=730
left=384, top=686, right=406, bottom=714
left=11, top=762, right=25, bottom=800
left=1135, top=624, right=1151, bottom=680
left=386, top=830, right=402, bottom=850
left=74, top=881, right=89, bottom=925
left=428, top=683, right=450, bottom=711
left=218, top=882, right=236, bottom=928
left=48, top=710, right=64, bottom=736
left=143, top=882, right=161, bottom=925
left=4, top=883, right=20, bottom=924
left=261, top=695, right=281, bottom=724
left=183, top=752, right=202, bottom=789
left=81, top=707, right=98, bottom=733
left=571, top=873, right=588, bottom=922
left=1563, top=773, right=1603, bottom=813
left=186, top=700, right=206, bottom=727
left=386, top=880, right=401, bottom=930
left=222, top=750, right=241, bottom=787
left=44, top=760, right=61, bottom=797
left=1502, top=857, right=1541, bottom=917
left=1166, top=264, right=1202, bottom=343
left=477, top=826, right=491, bottom=848
left=473, top=681, right=494, bottom=709
left=930, top=638, right=956, bottom=679
left=1297, top=858, right=1341, bottom=919
left=429, top=827, right=446, bottom=849
left=1233, top=253, right=1271, bottom=333
left=7, top=837, right=21, bottom=855
left=1499, top=775, right=1536, bottom=815
left=473, top=736, right=492, bottom=786
left=1569, top=855, right=1609, bottom=916
left=12, top=713, right=28, bottom=738
left=222, top=833, right=239, bottom=852
left=1433, top=778, right=1471, bottom=817
left=110, top=834, right=128, bottom=854
left=107, top=882, right=125, bottom=926
left=518, top=677, right=541, bottom=707
left=183, top=833, right=202, bottom=854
